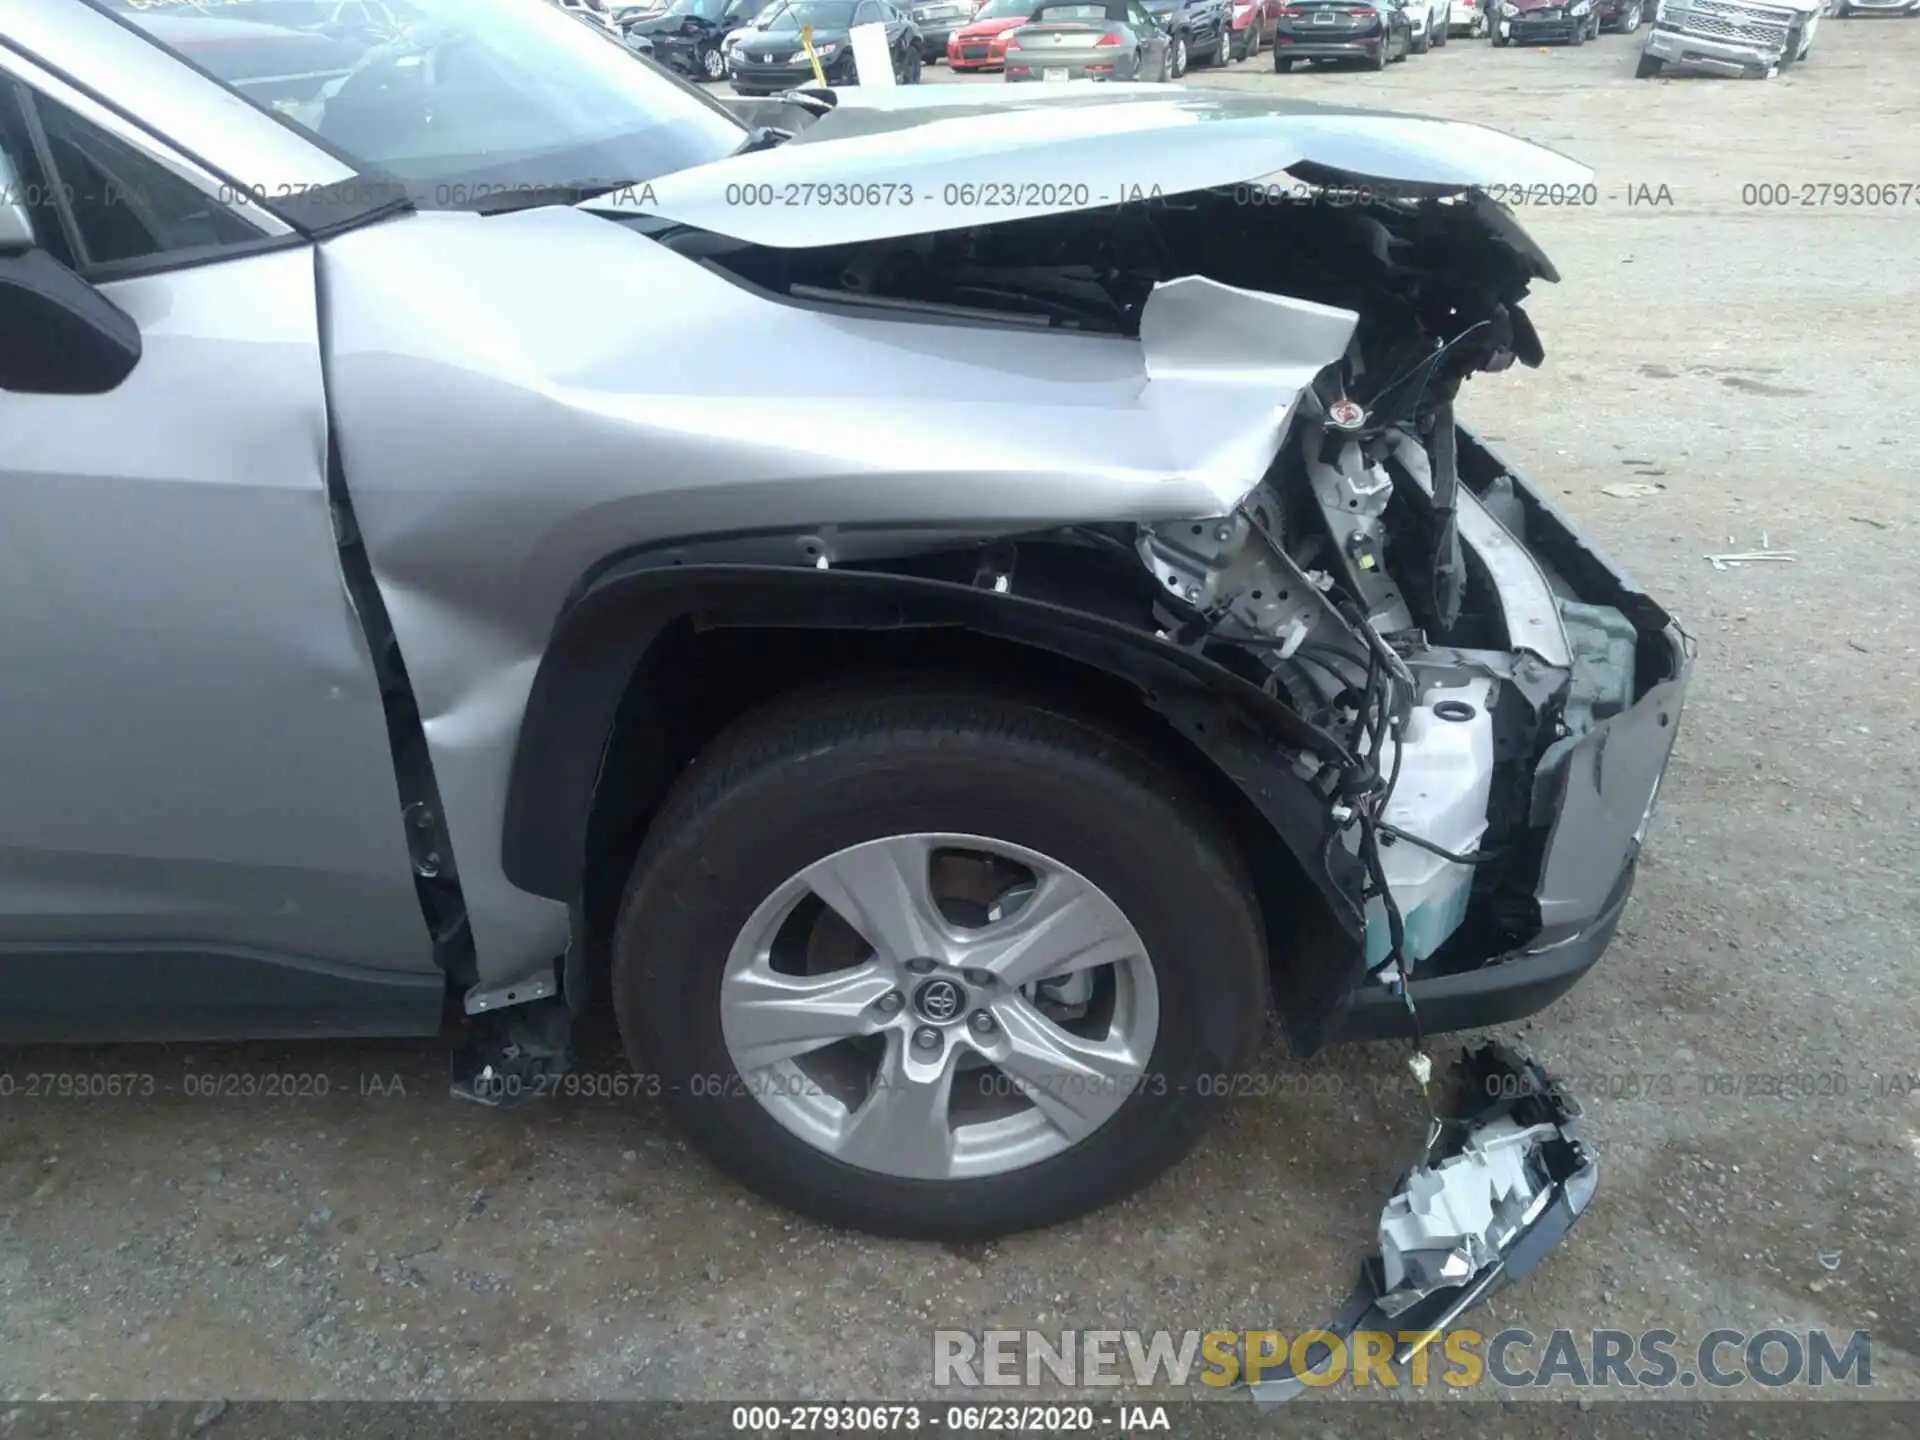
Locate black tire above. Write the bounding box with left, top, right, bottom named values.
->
left=1171, top=31, right=1189, bottom=74
left=1371, top=34, right=1390, bottom=64
left=1569, top=17, right=1585, bottom=41
left=1634, top=47, right=1661, bottom=74
left=1274, top=53, right=1293, bottom=70
left=1412, top=15, right=1432, bottom=50
left=1434, top=15, right=1449, bottom=43
left=611, top=684, right=1269, bottom=1240
left=1492, top=29, right=1509, bottom=44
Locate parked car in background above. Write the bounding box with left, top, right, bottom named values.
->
left=1636, top=0, right=1818, bottom=72
left=628, top=0, right=775, bottom=80
left=728, top=0, right=924, bottom=87
left=721, top=0, right=780, bottom=57
left=1447, top=0, right=1489, bottom=35
left=1492, top=0, right=1601, bottom=45
left=1141, top=0, right=1235, bottom=73
left=1403, top=0, right=1450, bottom=46
left=1829, top=0, right=1916, bottom=15
left=947, top=0, right=1038, bottom=68
left=1004, top=0, right=1174, bottom=75
left=1598, top=0, right=1645, bottom=29
left=555, top=0, right=623, bottom=29
left=1227, top=0, right=1280, bottom=56
left=1273, top=0, right=1414, bottom=66
left=911, top=0, right=978, bottom=56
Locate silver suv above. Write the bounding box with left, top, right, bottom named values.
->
left=0, top=0, right=1689, bottom=1240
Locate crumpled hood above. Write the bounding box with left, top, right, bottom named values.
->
left=588, top=85, right=1591, bottom=249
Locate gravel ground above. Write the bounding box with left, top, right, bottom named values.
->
left=2, top=23, right=1917, bottom=1411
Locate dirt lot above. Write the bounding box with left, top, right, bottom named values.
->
left=3, top=23, right=1918, bottom=1410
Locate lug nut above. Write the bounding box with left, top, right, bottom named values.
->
left=913, top=1026, right=942, bottom=1051
left=906, top=957, right=937, bottom=974
left=875, top=991, right=904, bottom=1015
left=962, top=968, right=996, bottom=988
left=970, top=1010, right=997, bottom=1036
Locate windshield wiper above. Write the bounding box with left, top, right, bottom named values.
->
left=460, top=181, right=641, bottom=216
left=731, top=125, right=792, bottom=156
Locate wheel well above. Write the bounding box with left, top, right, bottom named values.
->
left=573, top=623, right=1342, bottom=1024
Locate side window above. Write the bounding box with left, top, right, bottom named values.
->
left=1129, top=0, right=1154, bottom=23
left=854, top=1, right=883, bottom=21
left=12, top=88, right=264, bottom=280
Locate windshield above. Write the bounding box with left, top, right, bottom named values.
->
left=93, top=0, right=746, bottom=211
left=762, top=0, right=859, bottom=28
left=971, top=0, right=1035, bottom=17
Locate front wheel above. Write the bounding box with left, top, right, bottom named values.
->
left=1274, top=52, right=1293, bottom=69
left=1620, top=0, right=1643, bottom=31
left=1171, top=32, right=1189, bottom=74
left=612, top=685, right=1269, bottom=1239
left=1492, top=26, right=1510, bottom=44
left=1634, top=48, right=1662, bottom=74
left=701, top=43, right=727, bottom=80
left=1569, top=16, right=1586, bottom=41
left=1411, top=14, right=1432, bottom=48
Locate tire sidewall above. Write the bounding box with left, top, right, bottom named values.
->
left=612, top=707, right=1266, bottom=1237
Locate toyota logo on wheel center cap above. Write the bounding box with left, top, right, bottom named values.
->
left=913, top=978, right=967, bottom=1023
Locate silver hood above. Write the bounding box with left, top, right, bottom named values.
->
left=588, top=84, right=1593, bottom=248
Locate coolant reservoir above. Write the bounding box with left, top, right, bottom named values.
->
left=1363, top=678, right=1498, bottom=972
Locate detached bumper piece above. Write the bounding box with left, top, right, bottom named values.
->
left=1244, top=1044, right=1596, bottom=1404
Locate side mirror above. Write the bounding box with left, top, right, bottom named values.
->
left=0, top=148, right=142, bottom=395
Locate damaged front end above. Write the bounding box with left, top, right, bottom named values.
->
left=609, top=102, right=1692, bottom=1054
left=602, top=112, right=1689, bottom=1328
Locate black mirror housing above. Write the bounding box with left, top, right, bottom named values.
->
left=0, top=248, right=142, bottom=395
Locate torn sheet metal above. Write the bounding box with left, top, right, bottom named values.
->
left=1244, top=1044, right=1597, bottom=1404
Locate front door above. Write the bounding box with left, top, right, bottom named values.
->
left=0, top=51, right=438, bottom=1040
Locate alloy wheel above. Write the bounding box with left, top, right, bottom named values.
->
left=704, top=44, right=726, bottom=78
left=717, top=833, right=1162, bottom=1180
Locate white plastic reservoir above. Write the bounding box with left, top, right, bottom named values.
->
left=1363, top=676, right=1498, bottom=972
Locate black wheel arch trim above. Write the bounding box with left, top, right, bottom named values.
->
left=501, top=555, right=1369, bottom=1047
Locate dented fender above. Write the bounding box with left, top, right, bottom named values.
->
left=319, top=206, right=1366, bottom=991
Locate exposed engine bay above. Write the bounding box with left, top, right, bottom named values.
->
left=668, top=180, right=1650, bottom=1013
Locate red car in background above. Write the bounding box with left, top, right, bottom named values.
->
left=1226, top=0, right=1278, bottom=57
left=948, top=0, right=1038, bottom=68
